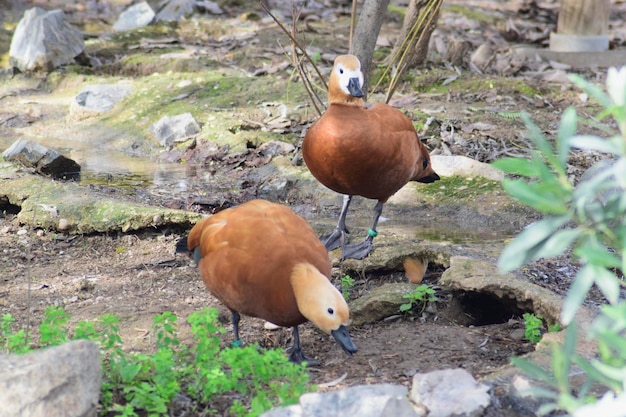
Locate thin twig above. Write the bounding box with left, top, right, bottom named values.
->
left=260, top=0, right=327, bottom=90
left=386, top=0, right=442, bottom=102
left=349, top=0, right=358, bottom=52
left=289, top=7, right=325, bottom=116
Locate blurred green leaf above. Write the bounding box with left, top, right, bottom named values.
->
left=561, top=265, right=595, bottom=325
left=569, top=135, right=626, bottom=155
left=510, top=356, right=554, bottom=383
left=592, top=266, right=620, bottom=305
left=501, top=179, right=569, bottom=214
left=556, top=108, right=576, bottom=166
left=492, top=157, right=541, bottom=177
left=574, top=237, right=621, bottom=269
left=522, top=113, right=564, bottom=176
left=498, top=216, right=569, bottom=272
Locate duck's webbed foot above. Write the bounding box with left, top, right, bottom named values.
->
left=341, top=235, right=374, bottom=260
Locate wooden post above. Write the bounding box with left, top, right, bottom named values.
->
left=550, top=0, right=610, bottom=51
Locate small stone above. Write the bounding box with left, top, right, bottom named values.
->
left=58, top=218, right=70, bottom=230
left=470, top=44, right=492, bottom=71
left=150, top=113, right=201, bottom=147
left=510, top=328, right=526, bottom=341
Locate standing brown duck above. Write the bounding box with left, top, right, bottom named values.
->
left=185, top=199, right=357, bottom=364
left=302, top=54, right=440, bottom=260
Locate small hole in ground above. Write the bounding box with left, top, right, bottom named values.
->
left=448, top=290, right=527, bottom=326
left=0, top=197, right=21, bottom=216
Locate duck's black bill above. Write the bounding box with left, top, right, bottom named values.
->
left=331, top=324, right=358, bottom=356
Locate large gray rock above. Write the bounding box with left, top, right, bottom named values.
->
left=155, top=0, right=195, bottom=21
left=9, top=7, right=84, bottom=72
left=430, top=155, right=504, bottom=181
left=261, top=384, right=419, bottom=417
left=0, top=340, right=101, bottom=417
left=2, top=138, right=81, bottom=180
left=411, top=369, right=490, bottom=417
left=69, top=84, right=133, bottom=121
left=113, top=1, right=155, bottom=32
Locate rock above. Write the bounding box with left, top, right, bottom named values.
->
left=9, top=7, right=84, bottom=72
left=257, top=140, right=295, bottom=158
left=0, top=340, right=101, bottom=417
left=150, top=113, right=202, bottom=147
left=439, top=256, right=564, bottom=323
left=113, top=1, right=155, bottom=32
left=470, top=44, right=492, bottom=71
left=69, top=84, right=133, bottom=121
left=196, top=0, right=224, bottom=15
left=156, top=0, right=195, bottom=21
left=261, top=384, right=418, bottom=417
left=2, top=138, right=81, bottom=180
left=349, top=283, right=418, bottom=326
left=258, top=177, right=292, bottom=201
left=430, top=155, right=504, bottom=181
left=411, top=369, right=490, bottom=417
left=0, top=170, right=203, bottom=234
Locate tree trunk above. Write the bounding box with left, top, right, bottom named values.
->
left=388, top=0, right=441, bottom=70
left=350, top=0, right=390, bottom=95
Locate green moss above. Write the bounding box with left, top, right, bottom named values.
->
left=419, top=176, right=501, bottom=200
left=387, top=4, right=407, bottom=18
left=443, top=4, right=495, bottom=24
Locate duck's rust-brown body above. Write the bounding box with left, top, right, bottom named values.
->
left=302, top=55, right=439, bottom=260
left=303, top=102, right=436, bottom=202
left=186, top=199, right=357, bottom=363
left=188, top=200, right=329, bottom=327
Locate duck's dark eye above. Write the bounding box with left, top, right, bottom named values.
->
left=339, top=68, right=344, bottom=74
left=327, top=308, right=334, bottom=315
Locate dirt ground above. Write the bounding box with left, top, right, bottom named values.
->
left=0, top=222, right=534, bottom=388
left=2, top=0, right=625, bottom=415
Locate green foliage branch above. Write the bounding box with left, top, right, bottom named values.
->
left=493, top=67, right=626, bottom=415
left=1, top=307, right=312, bottom=417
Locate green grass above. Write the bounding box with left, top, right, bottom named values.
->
left=1, top=307, right=312, bottom=417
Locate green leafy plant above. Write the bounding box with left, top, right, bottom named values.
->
left=1, top=313, right=29, bottom=354
left=0, top=307, right=313, bottom=417
left=341, top=274, right=355, bottom=301
left=493, top=66, right=626, bottom=415
left=523, top=313, right=544, bottom=343
left=399, top=284, right=438, bottom=314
